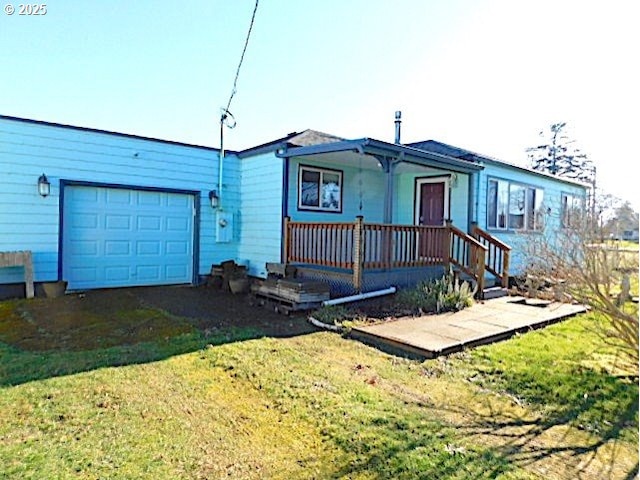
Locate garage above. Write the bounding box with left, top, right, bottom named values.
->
left=62, top=184, right=196, bottom=290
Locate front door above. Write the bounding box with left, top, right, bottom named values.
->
left=418, top=181, right=445, bottom=226
left=416, top=179, right=447, bottom=260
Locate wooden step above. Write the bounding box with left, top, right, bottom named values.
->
left=482, top=286, right=508, bottom=300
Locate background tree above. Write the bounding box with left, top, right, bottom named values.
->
left=605, top=201, right=640, bottom=240
left=527, top=122, right=599, bottom=228
left=527, top=122, right=595, bottom=184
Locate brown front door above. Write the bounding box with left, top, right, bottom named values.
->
left=419, top=182, right=445, bottom=226
left=417, top=181, right=446, bottom=260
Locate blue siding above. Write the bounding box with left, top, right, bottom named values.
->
left=237, top=152, right=284, bottom=278
left=0, top=117, right=240, bottom=285
left=287, top=156, right=385, bottom=223
left=475, top=162, right=587, bottom=273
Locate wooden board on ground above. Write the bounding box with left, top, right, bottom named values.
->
left=251, top=278, right=330, bottom=313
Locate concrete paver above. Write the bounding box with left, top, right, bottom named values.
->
left=350, top=296, right=587, bottom=358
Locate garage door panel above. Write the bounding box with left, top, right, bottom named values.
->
left=105, top=214, right=132, bottom=230
left=63, top=185, right=194, bottom=290
left=166, top=241, right=188, bottom=255
left=137, top=241, right=161, bottom=255
left=105, top=266, right=130, bottom=282
left=136, top=265, right=161, bottom=282
left=166, top=265, right=189, bottom=280
left=70, top=240, right=99, bottom=256
left=70, top=267, right=97, bottom=283
left=72, top=213, right=99, bottom=229
left=107, top=189, right=132, bottom=205
left=167, top=217, right=189, bottom=232
left=167, top=195, right=189, bottom=207
left=105, top=241, right=130, bottom=256
left=137, top=215, right=161, bottom=231
left=69, top=187, right=99, bottom=203
left=138, top=191, right=162, bottom=206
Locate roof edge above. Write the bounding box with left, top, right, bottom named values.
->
left=0, top=114, right=223, bottom=152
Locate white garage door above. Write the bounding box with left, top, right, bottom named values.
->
left=62, top=185, right=195, bottom=290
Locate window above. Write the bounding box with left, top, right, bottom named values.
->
left=298, top=165, right=343, bottom=212
left=561, top=193, right=583, bottom=228
left=487, top=179, right=544, bottom=231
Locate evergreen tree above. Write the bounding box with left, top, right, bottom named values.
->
left=527, top=122, right=595, bottom=184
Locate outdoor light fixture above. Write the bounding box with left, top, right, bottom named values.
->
left=450, top=173, right=458, bottom=188
left=208, top=190, right=219, bottom=208
left=37, top=173, right=50, bottom=197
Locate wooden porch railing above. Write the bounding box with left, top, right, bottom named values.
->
left=361, top=222, right=449, bottom=269
left=471, top=223, right=512, bottom=288
left=448, top=222, right=487, bottom=293
left=284, top=217, right=489, bottom=294
left=284, top=220, right=356, bottom=269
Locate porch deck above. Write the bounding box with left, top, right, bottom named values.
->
left=285, top=217, right=511, bottom=297
left=349, top=296, right=587, bottom=359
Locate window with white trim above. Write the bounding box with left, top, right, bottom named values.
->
left=298, top=165, right=343, bottom=212
left=561, top=193, right=583, bottom=228
left=487, top=179, right=544, bottom=231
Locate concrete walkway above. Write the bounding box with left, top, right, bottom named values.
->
left=350, top=296, right=587, bottom=359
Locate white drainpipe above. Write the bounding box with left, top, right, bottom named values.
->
left=322, top=286, right=397, bottom=307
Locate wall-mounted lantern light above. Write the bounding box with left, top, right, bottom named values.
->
left=450, top=173, right=458, bottom=188
left=208, top=190, right=219, bottom=209
left=37, top=173, right=50, bottom=197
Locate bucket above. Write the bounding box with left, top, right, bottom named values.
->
left=228, top=278, right=249, bottom=294
left=42, top=281, right=68, bottom=298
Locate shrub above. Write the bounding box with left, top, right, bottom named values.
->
left=398, top=271, right=476, bottom=314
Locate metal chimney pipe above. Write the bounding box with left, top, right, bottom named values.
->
left=394, top=110, right=402, bottom=144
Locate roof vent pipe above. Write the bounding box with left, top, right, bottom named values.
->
left=394, top=110, right=402, bottom=144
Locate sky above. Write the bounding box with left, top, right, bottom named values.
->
left=1, top=0, right=638, bottom=210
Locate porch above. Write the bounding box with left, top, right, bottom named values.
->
left=284, top=217, right=511, bottom=298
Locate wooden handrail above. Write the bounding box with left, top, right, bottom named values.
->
left=450, top=224, right=487, bottom=251
left=448, top=223, right=487, bottom=294
left=471, top=224, right=511, bottom=288
left=472, top=225, right=512, bottom=251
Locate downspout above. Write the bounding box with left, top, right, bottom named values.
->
left=280, top=152, right=290, bottom=262
left=468, top=172, right=475, bottom=232
left=475, top=163, right=483, bottom=227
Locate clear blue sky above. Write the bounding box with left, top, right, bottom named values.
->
left=1, top=0, right=638, bottom=210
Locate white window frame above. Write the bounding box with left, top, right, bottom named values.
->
left=414, top=176, right=450, bottom=226
left=487, top=178, right=545, bottom=232
left=298, top=165, right=343, bottom=213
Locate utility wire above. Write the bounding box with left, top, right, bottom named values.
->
left=222, top=0, right=259, bottom=122
left=217, top=0, right=259, bottom=210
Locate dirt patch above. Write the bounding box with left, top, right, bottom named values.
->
left=134, top=285, right=316, bottom=336
left=0, top=285, right=316, bottom=352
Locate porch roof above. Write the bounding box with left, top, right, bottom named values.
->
left=276, top=138, right=484, bottom=174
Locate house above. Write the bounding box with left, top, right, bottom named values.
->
left=621, top=229, right=639, bottom=242
left=0, top=115, right=587, bottom=299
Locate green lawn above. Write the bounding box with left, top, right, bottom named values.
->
left=0, top=300, right=637, bottom=479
